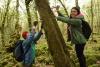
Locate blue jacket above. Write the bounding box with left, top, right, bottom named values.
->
left=22, top=31, right=42, bottom=65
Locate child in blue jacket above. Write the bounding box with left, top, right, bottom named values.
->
left=22, top=21, right=43, bottom=67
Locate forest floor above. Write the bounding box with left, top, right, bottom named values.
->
left=35, top=34, right=100, bottom=67
left=0, top=34, right=100, bottom=67
left=36, top=35, right=100, bottom=67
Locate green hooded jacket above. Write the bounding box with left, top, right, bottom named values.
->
left=57, top=14, right=86, bottom=44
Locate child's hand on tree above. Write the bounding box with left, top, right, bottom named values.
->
left=51, top=7, right=58, bottom=17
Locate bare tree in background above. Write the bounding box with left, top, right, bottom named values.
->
left=91, top=0, right=94, bottom=40
left=9, top=0, right=21, bottom=48
left=25, top=0, right=32, bottom=31
left=75, top=0, right=79, bottom=8
left=96, top=0, right=100, bottom=33
left=1, top=0, right=11, bottom=47
left=58, top=0, right=69, bottom=16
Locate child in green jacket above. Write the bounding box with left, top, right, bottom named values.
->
left=54, top=7, right=87, bottom=67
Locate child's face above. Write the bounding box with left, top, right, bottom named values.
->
left=71, top=9, right=78, bottom=18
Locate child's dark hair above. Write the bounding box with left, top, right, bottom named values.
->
left=33, top=21, right=38, bottom=26
left=71, top=7, right=80, bottom=15
left=70, top=7, right=80, bottom=18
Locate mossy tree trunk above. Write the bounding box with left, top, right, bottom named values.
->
left=34, top=0, right=71, bottom=67
left=1, top=0, right=11, bottom=47
left=8, top=0, right=21, bottom=49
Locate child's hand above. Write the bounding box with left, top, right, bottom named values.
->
left=51, top=7, right=58, bottom=17
left=31, top=26, right=36, bottom=34
left=41, top=23, right=43, bottom=29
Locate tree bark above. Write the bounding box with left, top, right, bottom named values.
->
left=15, top=0, right=19, bottom=29
left=12, top=0, right=21, bottom=46
left=1, top=0, right=11, bottom=47
left=6, top=0, right=21, bottom=50
left=34, top=0, right=71, bottom=67
left=75, top=0, right=79, bottom=8
left=91, top=0, right=94, bottom=40
left=25, top=0, right=32, bottom=31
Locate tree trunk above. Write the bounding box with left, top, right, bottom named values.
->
left=25, top=0, right=32, bottom=32
left=97, top=0, right=100, bottom=33
left=12, top=0, right=21, bottom=45
left=91, top=0, right=94, bottom=40
left=34, top=0, right=71, bottom=67
left=1, top=0, right=11, bottom=47
left=15, top=0, right=19, bottom=30
left=7, top=0, right=21, bottom=49
left=75, top=0, right=79, bottom=8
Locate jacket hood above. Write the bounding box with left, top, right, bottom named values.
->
left=76, top=13, right=84, bottom=20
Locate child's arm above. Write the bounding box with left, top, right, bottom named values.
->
left=33, top=30, right=43, bottom=43
left=57, top=16, right=82, bottom=26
